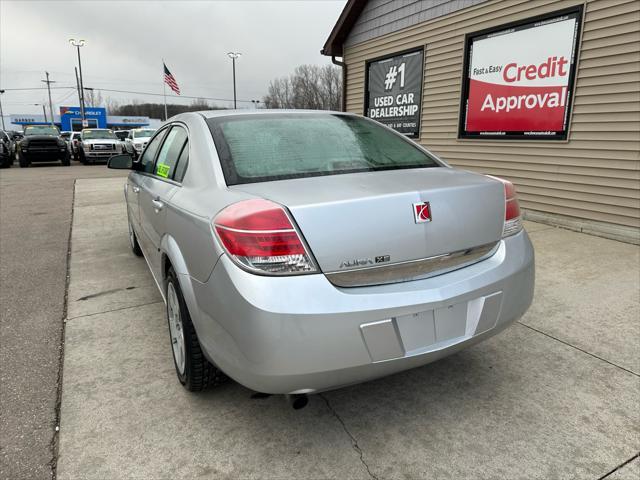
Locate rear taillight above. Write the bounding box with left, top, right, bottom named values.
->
left=213, top=199, right=317, bottom=275
left=488, top=176, right=523, bottom=237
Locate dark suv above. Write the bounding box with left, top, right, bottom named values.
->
left=16, top=125, right=70, bottom=167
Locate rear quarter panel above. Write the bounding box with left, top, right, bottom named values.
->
left=160, top=113, right=260, bottom=283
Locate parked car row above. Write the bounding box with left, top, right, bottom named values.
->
left=0, top=126, right=155, bottom=168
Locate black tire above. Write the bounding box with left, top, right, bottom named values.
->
left=166, top=267, right=226, bottom=391
left=127, top=217, right=143, bottom=257
left=79, top=149, right=87, bottom=164
left=18, top=151, right=29, bottom=168
left=0, top=155, right=10, bottom=168
left=61, top=152, right=71, bottom=166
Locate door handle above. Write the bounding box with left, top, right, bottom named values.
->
left=132, top=185, right=140, bottom=193
left=152, top=199, right=164, bottom=211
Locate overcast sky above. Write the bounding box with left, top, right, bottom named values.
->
left=0, top=0, right=346, bottom=116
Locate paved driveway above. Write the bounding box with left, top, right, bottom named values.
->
left=0, top=164, right=126, bottom=480
left=57, top=177, right=639, bottom=479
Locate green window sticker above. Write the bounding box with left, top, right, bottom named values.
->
left=156, top=163, right=170, bottom=178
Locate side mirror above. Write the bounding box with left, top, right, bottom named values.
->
left=107, top=154, right=133, bottom=170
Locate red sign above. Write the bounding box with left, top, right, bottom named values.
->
left=459, top=8, right=582, bottom=140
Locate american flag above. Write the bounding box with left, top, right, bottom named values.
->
left=163, top=62, right=180, bottom=95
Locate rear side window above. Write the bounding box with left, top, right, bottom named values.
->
left=207, top=114, right=438, bottom=185
left=140, top=128, right=168, bottom=173
left=154, top=126, right=187, bottom=180
left=174, top=141, right=189, bottom=183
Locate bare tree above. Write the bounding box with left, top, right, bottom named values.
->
left=104, top=96, right=119, bottom=113
left=263, top=64, right=342, bottom=110
left=84, top=89, right=104, bottom=108
left=110, top=100, right=223, bottom=118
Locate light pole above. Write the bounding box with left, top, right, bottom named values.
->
left=227, top=52, right=241, bottom=109
left=69, top=39, right=86, bottom=122
left=0, top=89, right=5, bottom=130
left=34, top=103, right=47, bottom=123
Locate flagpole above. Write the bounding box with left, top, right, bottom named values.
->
left=163, top=60, right=168, bottom=121
left=164, top=81, right=167, bottom=121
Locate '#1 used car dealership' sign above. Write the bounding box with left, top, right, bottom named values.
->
left=365, top=48, right=424, bottom=138
left=459, top=7, right=583, bottom=140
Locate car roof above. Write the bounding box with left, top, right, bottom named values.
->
left=192, top=109, right=353, bottom=120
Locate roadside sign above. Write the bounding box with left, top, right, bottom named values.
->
left=82, top=119, right=89, bottom=128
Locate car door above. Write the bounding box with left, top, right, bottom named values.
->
left=128, top=128, right=167, bottom=234
left=137, top=125, right=188, bottom=283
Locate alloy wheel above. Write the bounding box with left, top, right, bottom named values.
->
left=167, top=282, right=186, bottom=375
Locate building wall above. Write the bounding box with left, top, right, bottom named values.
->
left=345, top=0, right=489, bottom=47
left=343, top=0, right=640, bottom=230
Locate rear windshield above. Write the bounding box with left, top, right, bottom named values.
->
left=207, top=114, right=439, bottom=185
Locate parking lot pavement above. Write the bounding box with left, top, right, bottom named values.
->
left=57, top=178, right=639, bottom=480
left=0, top=165, right=127, bottom=480
left=607, top=456, right=640, bottom=480
left=519, top=223, right=640, bottom=374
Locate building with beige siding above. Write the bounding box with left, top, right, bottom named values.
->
left=322, top=0, right=639, bottom=243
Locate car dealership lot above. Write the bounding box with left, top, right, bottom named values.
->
left=47, top=177, right=639, bottom=479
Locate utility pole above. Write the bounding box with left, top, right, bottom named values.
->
left=0, top=89, right=5, bottom=130
left=41, top=71, right=56, bottom=126
left=227, top=52, right=241, bottom=109
left=69, top=39, right=86, bottom=122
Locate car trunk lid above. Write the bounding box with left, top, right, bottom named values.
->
left=230, top=167, right=505, bottom=286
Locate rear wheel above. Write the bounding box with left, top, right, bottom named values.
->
left=79, top=149, right=87, bottom=164
left=166, top=267, right=225, bottom=391
left=61, top=152, right=71, bottom=166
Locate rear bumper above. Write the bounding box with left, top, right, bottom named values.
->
left=191, top=230, right=535, bottom=394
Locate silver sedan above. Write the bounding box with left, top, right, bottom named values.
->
left=108, top=110, right=534, bottom=405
